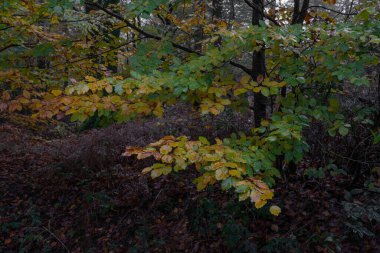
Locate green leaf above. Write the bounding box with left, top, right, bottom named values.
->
left=199, top=136, right=210, bottom=145
left=221, top=177, right=236, bottom=190
left=261, top=87, right=270, bottom=97
left=32, top=43, right=55, bottom=57
left=235, top=184, right=249, bottom=193
left=338, top=126, right=349, bottom=136
left=374, top=132, right=380, bottom=144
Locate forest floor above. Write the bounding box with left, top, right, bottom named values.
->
left=0, top=110, right=379, bottom=253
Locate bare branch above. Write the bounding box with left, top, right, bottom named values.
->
left=308, top=5, right=358, bottom=16
left=51, top=38, right=145, bottom=68
left=0, top=44, right=20, bottom=53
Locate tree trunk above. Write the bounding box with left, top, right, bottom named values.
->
left=251, top=0, right=267, bottom=127
left=229, top=0, right=235, bottom=23
left=212, top=0, right=224, bottom=20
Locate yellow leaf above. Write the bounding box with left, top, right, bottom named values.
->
left=240, top=75, right=251, bottom=84
left=85, top=76, right=97, bottom=82
left=194, top=174, right=214, bottom=191
left=153, top=103, right=164, bottom=117
left=255, top=180, right=270, bottom=190
left=261, top=189, right=274, bottom=200
left=239, top=191, right=250, bottom=201
left=215, top=138, right=223, bottom=145
left=23, top=90, right=31, bottom=99
left=161, top=154, right=173, bottom=163
left=195, top=180, right=207, bottom=191
left=159, top=145, right=172, bottom=155
left=1, top=91, right=11, bottom=101
left=174, top=147, right=186, bottom=156
left=224, top=162, right=238, bottom=168
left=151, top=169, right=162, bottom=179
left=229, top=169, right=241, bottom=178
left=203, top=154, right=220, bottom=162
left=207, top=87, right=219, bottom=94
left=257, top=75, right=264, bottom=83
left=253, top=87, right=261, bottom=93
left=142, top=167, right=153, bottom=174
left=186, top=151, right=199, bottom=162
left=200, top=104, right=209, bottom=115
left=51, top=90, right=62, bottom=96
left=250, top=189, right=261, bottom=203
left=234, top=88, right=247, bottom=96
left=261, top=120, right=270, bottom=127
left=215, top=167, right=229, bottom=180
left=249, top=81, right=258, bottom=87
left=105, top=85, right=113, bottom=93
left=269, top=205, right=281, bottom=216
left=211, top=162, right=225, bottom=170
left=18, top=98, right=29, bottom=104
left=255, top=199, right=267, bottom=209
left=123, top=146, right=143, bottom=156
left=8, top=101, right=22, bottom=112
left=209, top=106, right=221, bottom=115
left=219, top=98, right=231, bottom=106
left=110, top=96, right=121, bottom=103
left=161, top=166, right=172, bottom=175
left=51, top=14, right=59, bottom=24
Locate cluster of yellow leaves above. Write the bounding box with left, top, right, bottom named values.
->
left=123, top=135, right=279, bottom=212
left=200, top=97, right=231, bottom=115
left=0, top=90, right=34, bottom=113
left=233, top=75, right=286, bottom=98
left=0, top=70, right=34, bottom=90
left=196, top=75, right=285, bottom=116
left=323, top=0, right=336, bottom=4
left=0, top=75, right=165, bottom=121
left=1, top=71, right=288, bottom=122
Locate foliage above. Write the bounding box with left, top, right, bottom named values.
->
left=1, top=0, right=380, bottom=215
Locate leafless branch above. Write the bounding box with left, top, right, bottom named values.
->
left=308, top=5, right=358, bottom=16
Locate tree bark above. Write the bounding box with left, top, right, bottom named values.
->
left=251, top=0, right=267, bottom=127
left=229, top=0, right=235, bottom=23
left=212, top=0, right=224, bottom=20
left=291, top=0, right=310, bottom=25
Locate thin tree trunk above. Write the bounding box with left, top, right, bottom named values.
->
left=212, top=0, right=223, bottom=20
left=251, top=0, right=267, bottom=127
left=229, top=0, right=235, bottom=23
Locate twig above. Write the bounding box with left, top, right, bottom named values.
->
left=51, top=37, right=145, bottom=68
left=308, top=5, right=358, bottom=16
left=42, top=226, right=70, bottom=253
left=151, top=189, right=163, bottom=207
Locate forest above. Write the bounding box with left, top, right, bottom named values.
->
left=0, top=0, right=379, bottom=252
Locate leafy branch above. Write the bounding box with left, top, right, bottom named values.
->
left=84, top=1, right=252, bottom=75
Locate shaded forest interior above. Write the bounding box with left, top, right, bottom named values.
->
left=1, top=0, right=380, bottom=252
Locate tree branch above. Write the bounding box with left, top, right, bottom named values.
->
left=308, top=5, right=358, bottom=16
left=51, top=38, right=145, bottom=68
left=0, top=44, right=20, bottom=53
left=243, top=0, right=280, bottom=26
left=84, top=1, right=252, bottom=75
